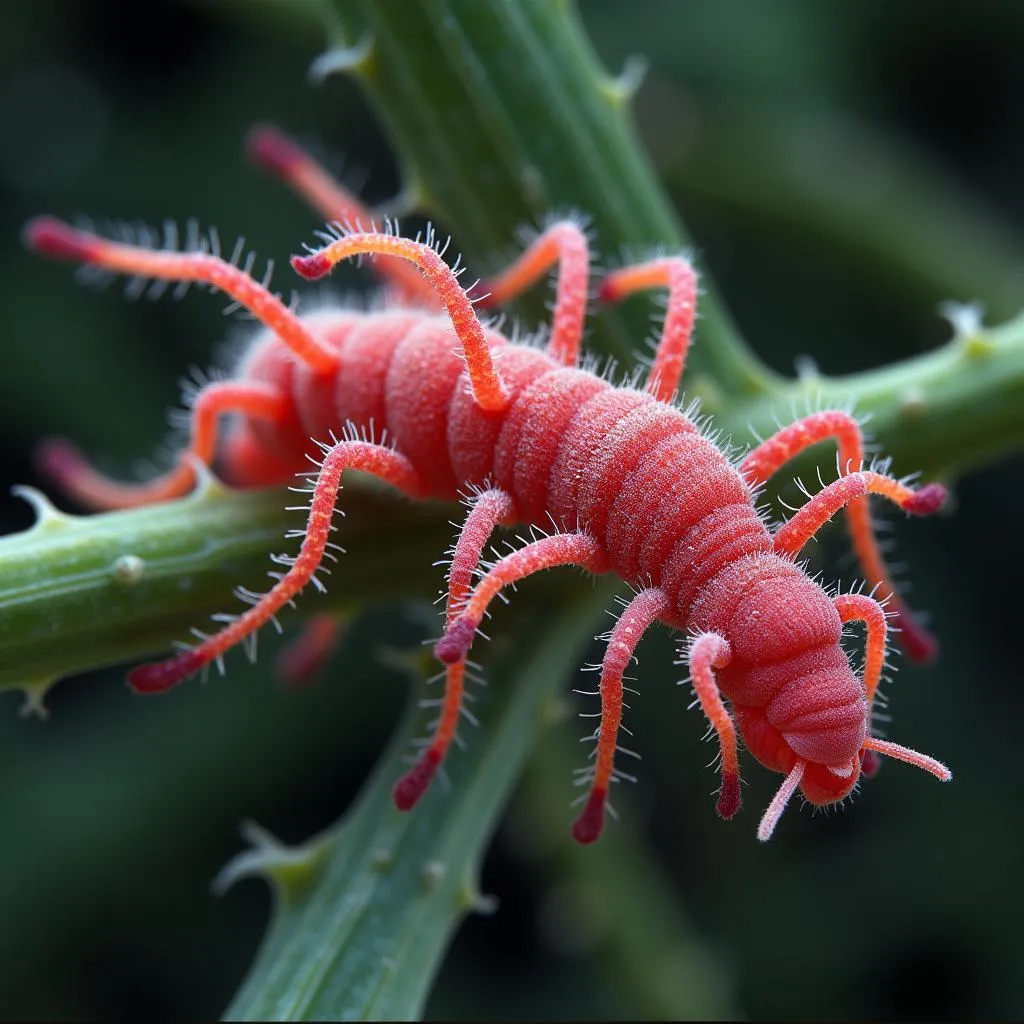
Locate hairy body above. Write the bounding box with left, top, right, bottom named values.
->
left=24, top=125, right=950, bottom=842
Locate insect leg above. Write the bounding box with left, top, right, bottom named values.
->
left=687, top=631, right=742, bottom=820
left=833, top=592, right=888, bottom=708
left=393, top=487, right=516, bottom=810
left=38, top=381, right=289, bottom=510
left=572, top=587, right=668, bottom=844
left=245, top=124, right=437, bottom=308
left=772, top=469, right=945, bottom=550
left=833, top=592, right=952, bottom=784
left=126, top=440, right=427, bottom=694
left=434, top=532, right=610, bottom=665
left=835, top=590, right=888, bottom=777
left=598, top=256, right=698, bottom=402
left=293, top=231, right=510, bottom=412
left=743, top=412, right=946, bottom=662
left=25, top=218, right=340, bottom=373
left=475, top=220, right=591, bottom=367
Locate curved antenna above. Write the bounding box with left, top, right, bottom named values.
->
left=862, top=736, right=952, bottom=782
left=757, top=760, right=806, bottom=842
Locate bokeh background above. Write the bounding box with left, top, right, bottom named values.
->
left=1, top=0, right=1022, bottom=1019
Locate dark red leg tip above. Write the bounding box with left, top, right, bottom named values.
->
left=571, top=789, right=607, bottom=845
left=434, top=616, right=477, bottom=665
left=904, top=482, right=947, bottom=517
left=393, top=750, right=441, bottom=811
left=245, top=123, right=305, bottom=178
left=291, top=252, right=332, bottom=281
left=860, top=747, right=882, bottom=779
left=716, top=772, right=742, bottom=819
left=127, top=653, right=197, bottom=695
left=34, top=436, right=81, bottom=484
left=596, top=277, right=618, bottom=304
left=23, top=217, right=98, bottom=263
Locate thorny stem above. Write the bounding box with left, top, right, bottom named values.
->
left=2, top=0, right=1024, bottom=1021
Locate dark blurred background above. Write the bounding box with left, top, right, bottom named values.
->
left=1, top=0, right=1022, bottom=1019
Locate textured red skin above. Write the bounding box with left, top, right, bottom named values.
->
left=220, top=311, right=869, bottom=805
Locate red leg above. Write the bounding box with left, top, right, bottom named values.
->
left=475, top=220, right=591, bottom=367
left=25, top=218, right=339, bottom=373
left=38, top=381, right=288, bottom=510
left=773, top=470, right=944, bottom=559
left=434, top=532, right=609, bottom=665
left=742, top=411, right=947, bottom=661
left=834, top=592, right=888, bottom=708
left=572, top=588, right=669, bottom=844
left=293, top=231, right=509, bottom=412
left=246, top=124, right=438, bottom=309
left=393, top=488, right=516, bottom=810
left=687, top=632, right=742, bottom=820
left=127, top=440, right=427, bottom=693
left=835, top=591, right=888, bottom=778
left=599, top=256, right=698, bottom=403
left=834, top=592, right=952, bottom=784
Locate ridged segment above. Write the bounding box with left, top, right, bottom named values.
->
left=660, top=503, right=772, bottom=622
left=494, top=368, right=605, bottom=520
left=445, top=344, right=552, bottom=489
left=605, top=432, right=744, bottom=585
left=576, top=401, right=696, bottom=540
left=546, top=389, right=652, bottom=525
left=383, top=321, right=468, bottom=497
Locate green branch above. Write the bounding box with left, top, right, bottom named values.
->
left=318, top=0, right=769, bottom=401
left=723, top=309, right=1024, bottom=481
left=225, top=590, right=609, bottom=1020
left=0, top=477, right=452, bottom=701
left=3, top=0, right=1024, bottom=1021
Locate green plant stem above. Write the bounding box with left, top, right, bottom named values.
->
left=0, top=478, right=452, bottom=697
left=225, top=589, right=609, bottom=1020
left=320, top=0, right=769, bottom=401
left=723, top=311, right=1024, bottom=480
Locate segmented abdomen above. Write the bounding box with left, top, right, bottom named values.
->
left=235, top=310, right=772, bottom=626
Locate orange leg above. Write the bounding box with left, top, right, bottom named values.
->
left=393, top=488, right=516, bottom=810
left=773, top=470, right=944, bottom=559
left=245, top=124, right=438, bottom=309
left=834, top=592, right=950, bottom=784
left=127, top=440, right=427, bottom=694
left=37, top=381, right=288, bottom=510
left=599, top=256, right=699, bottom=403
left=25, top=218, right=339, bottom=373
left=687, top=632, right=742, bottom=820
left=293, top=231, right=509, bottom=412
left=475, top=220, right=591, bottom=367
left=573, top=587, right=669, bottom=844
left=834, top=592, right=888, bottom=708
left=834, top=591, right=888, bottom=778
left=434, top=532, right=609, bottom=665
left=742, top=411, right=947, bottom=662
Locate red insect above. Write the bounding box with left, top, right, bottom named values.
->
left=23, top=124, right=951, bottom=842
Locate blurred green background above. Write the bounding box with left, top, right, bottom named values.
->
left=1, top=0, right=1022, bottom=1019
